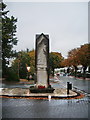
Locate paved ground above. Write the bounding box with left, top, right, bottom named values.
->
left=1, top=96, right=89, bottom=118
left=0, top=76, right=90, bottom=119
left=0, top=87, right=77, bottom=98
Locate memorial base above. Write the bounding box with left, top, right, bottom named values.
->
left=30, top=87, right=55, bottom=93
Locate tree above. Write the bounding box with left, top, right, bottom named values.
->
left=76, top=43, right=90, bottom=79
left=28, top=50, right=35, bottom=77
left=12, top=50, right=35, bottom=79
left=1, top=2, right=18, bottom=77
left=61, top=58, right=72, bottom=67
left=49, top=52, right=64, bottom=76
left=62, top=43, right=90, bottom=79
left=67, top=48, right=79, bottom=77
left=12, top=51, right=31, bottom=79
left=61, top=48, right=80, bottom=77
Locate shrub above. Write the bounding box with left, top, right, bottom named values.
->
left=5, top=68, right=19, bottom=81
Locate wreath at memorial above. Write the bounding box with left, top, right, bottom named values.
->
left=38, top=85, right=45, bottom=89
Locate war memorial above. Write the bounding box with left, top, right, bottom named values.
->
left=30, top=33, right=55, bottom=93
left=0, top=33, right=89, bottom=119
left=1, top=33, right=78, bottom=98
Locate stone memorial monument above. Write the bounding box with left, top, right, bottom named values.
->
left=30, top=33, right=54, bottom=93
left=35, top=33, right=49, bottom=88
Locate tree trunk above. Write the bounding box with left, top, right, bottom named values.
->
left=67, top=67, right=70, bottom=76
left=88, top=66, right=90, bottom=73
left=52, top=68, right=54, bottom=77
left=83, top=66, right=87, bottom=79
left=74, top=66, right=77, bottom=77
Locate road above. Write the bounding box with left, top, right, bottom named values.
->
left=51, top=76, right=90, bottom=94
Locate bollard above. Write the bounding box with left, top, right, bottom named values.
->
left=67, top=82, right=72, bottom=95
left=48, top=95, right=51, bottom=101
left=69, top=83, right=72, bottom=90
left=67, top=82, right=69, bottom=95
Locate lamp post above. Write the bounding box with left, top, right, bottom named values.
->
left=26, top=66, right=30, bottom=80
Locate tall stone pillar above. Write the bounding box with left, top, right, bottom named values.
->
left=35, top=33, right=49, bottom=88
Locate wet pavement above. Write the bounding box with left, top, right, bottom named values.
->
left=0, top=76, right=90, bottom=118
left=1, top=96, right=89, bottom=118
left=58, top=76, right=90, bottom=94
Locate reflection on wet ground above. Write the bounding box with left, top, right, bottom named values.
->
left=1, top=96, right=89, bottom=118
left=0, top=76, right=90, bottom=118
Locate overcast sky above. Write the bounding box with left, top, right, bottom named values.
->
left=4, top=1, right=88, bottom=58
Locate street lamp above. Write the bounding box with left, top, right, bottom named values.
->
left=26, top=66, right=30, bottom=80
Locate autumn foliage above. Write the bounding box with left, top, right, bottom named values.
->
left=61, top=43, right=90, bottom=78
left=49, top=52, right=64, bottom=76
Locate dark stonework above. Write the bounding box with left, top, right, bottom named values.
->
left=30, top=33, right=54, bottom=93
